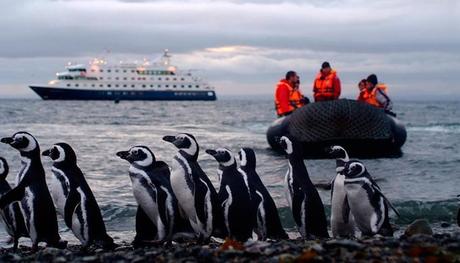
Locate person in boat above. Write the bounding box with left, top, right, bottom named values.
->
left=357, top=79, right=368, bottom=102
left=313, top=61, right=341, bottom=102
left=363, top=74, right=393, bottom=111
left=275, top=71, right=306, bottom=117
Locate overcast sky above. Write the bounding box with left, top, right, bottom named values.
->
left=0, top=0, right=459, bottom=99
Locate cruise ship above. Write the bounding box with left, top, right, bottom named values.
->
left=29, top=50, right=217, bottom=101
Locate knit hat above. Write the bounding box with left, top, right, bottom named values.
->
left=367, top=74, right=378, bottom=85
left=321, top=61, right=331, bottom=69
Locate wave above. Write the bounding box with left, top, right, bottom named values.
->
left=407, top=124, right=460, bottom=134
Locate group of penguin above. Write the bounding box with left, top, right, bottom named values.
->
left=0, top=131, right=458, bottom=251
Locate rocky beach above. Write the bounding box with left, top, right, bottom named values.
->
left=1, top=231, right=460, bottom=262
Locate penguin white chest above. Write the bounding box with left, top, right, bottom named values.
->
left=130, top=175, right=160, bottom=225
left=49, top=168, right=70, bottom=215
left=170, top=158, right=196, bottom=220
left=71, top=187, right=89, bottom=244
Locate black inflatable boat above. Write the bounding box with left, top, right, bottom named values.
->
left=266, top=99, right=406, bottom=158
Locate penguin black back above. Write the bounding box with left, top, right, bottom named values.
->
left=0, top=156, right=28, bottom=250
left=43, top=142, right=114, bottom=249
left=239, top=148, right=288, bottom=240
left=279, top=136, right=329, bottom=239
left=0, top=131, right=65, bottom=250
left=207, top=148, right=252, bottom=242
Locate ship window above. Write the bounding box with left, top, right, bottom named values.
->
left=99, top=84, right=103, bottom=87
left=123, top=84, right=127, bottom=88
left=100, top=69, right=104, bottom=72
left=75, top=84, right=79, bottom=87
left=196, top=85, right=199, bottom=88
left=67, top=84, right=71, bottom=87
left=173, top=78, right=177, bottom=81
left=165, top=78, right=169, bottom=81
left=131, top=70, right=135, bottom=73
left=150, top=85, right=153, bottom=88
left=108, top=84, right=111, bottom=87
left=142, top=85, right=146, bottom=88
left=165, top=85, right=169, bottom=88
left=123, top=77, right=127, bottom=80
left=173, top=85, right=177, bottom=88
left=115, top=84, right=119, bottom=87
left=123, top=70, right=127, bottom=73
left=188, top=85, right=192, bottom=88
left=92, top=84, right=95, bottom=87
left=158, top=78, right=162, bottom=81
left=107, top=69, right=111, bottom=73
left=132, top=77, right=135, bottom=80
left=181, top=85, right=185, bottom=88
left=138, top=78, right=141, bottom=80
left=131, top=85, right=135, bottom=88
left=91, top=69, right=95, bottom=72
left=181, top=78, right=185, bottom=81
left=115, top=69, right=119, bottom=73
left=108, top=77, right=112, bottom=80
left=100, top=77, right=103, bottom=80
left=158, top=85, right=161, bottom=88
left=115, top=77, right=119, bottom=80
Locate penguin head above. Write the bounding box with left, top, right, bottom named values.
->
left=163, top=133, right=199, bottom=158
left=279, top=136, right=297, bottom=156
left=1, top=131, right=40, bottom=155
left=0, top=157, right=8, bottom=180
left=206, top=148, right=236, bottom=168
left=238, top=147, right=256, bottom=170
left=343, top=160, right=367, bottom=178
left=117, top=146, right=156, bottom=167
left=42, top=143, right=77, bottom=165
left=327, top=145, right=349, bottom=161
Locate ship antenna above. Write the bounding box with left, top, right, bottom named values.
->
left=163, top=49, right=171, bottom=66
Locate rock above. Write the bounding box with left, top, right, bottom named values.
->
left=324, top=240, right=365, bottom=250
left=404, top=219, right=433, bottom=237
left=441, top=222, right=451, bottom=228
left=81, top=255, right=98, bottom=262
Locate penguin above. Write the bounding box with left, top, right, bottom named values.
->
left=206, top=148, right=253, bottom=242
left=343, top=160, right=399, bottom=237
left=279, top=136, right=329, bottom=239
left=0, top=157, right=28, bottom=250
left=42, top=143, right=114, bottom=249
left=238, top=147, right=288, bottom=240
left=0, top=132, right=66, bottom=251
left=117, top=145, right=190, bottom=244
left=163, top=133, right=227, bottom=241
left=327, top=145, right=355, bottom=238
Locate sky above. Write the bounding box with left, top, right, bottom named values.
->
left=0, top=0, right=459, bottom=99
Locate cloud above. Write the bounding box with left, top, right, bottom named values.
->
left=0, top=0, right=459, bottom=99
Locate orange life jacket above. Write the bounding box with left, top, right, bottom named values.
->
left=275, top=79, right=300, bottom=116
left=313, top=69, right=340, bottom=101
left=290, top=89, right=305, bottom=109
left=364, top=84, right=389, bottom=108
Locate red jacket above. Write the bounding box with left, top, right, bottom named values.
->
left=313, top=69, right=341, bottom=102
left=275, top=79, right=295, bottom=116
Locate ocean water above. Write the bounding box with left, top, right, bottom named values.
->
left=0, top=98, right=459, bottom=245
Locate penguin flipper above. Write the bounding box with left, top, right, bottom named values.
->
left=372, top=186, right=400, bottom=217
left=193, top=179, right=209, bottom=226
left=156, top=187, right=172, bottom=240
left=133, top=206, right=157, bottom=246
left=0, top=186, right=25, bottom=209
left=291, top=193, right=304, bottom=228
left=342, top=195, right=351, bottom=224
left=64, top=189, right=81, bottom=228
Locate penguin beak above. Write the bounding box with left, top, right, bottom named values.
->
left=205, top=149, right=217, bottom=157
left=42, top=149, right=51, bottom=157
left=162, top=135, right=176, bottom=143
left=163, top=135, right=182, bottom=147
left=325, top=146, right=334, bottom=154
left=0, top=137, right=14, bottom=145
left=116, top=151, right=130, bottom=160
